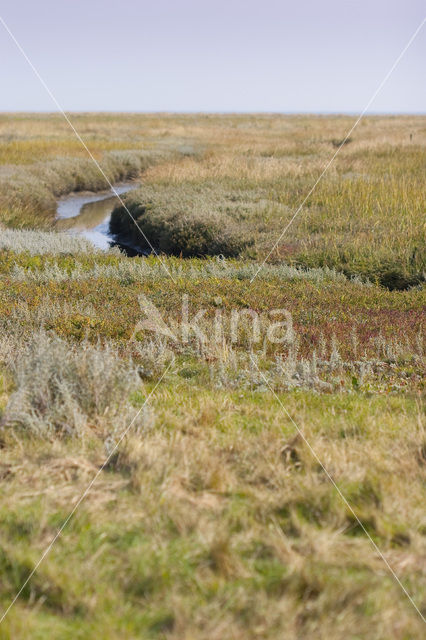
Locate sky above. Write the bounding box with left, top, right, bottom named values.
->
left=0, top=0, right=425, bottom=113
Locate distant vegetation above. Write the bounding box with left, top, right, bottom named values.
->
left=0, top=114, right=425, bottom=639
left=0, top=149, right=175, bottom=228
left=104, top=114, right=425, bottom=288
left=1, top=113, right=424, bottom=287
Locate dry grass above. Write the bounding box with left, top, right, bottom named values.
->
left=0, top=380, right=425, bottom=639
left=0, top=149, right=177, bottom=228
left=1, top=113, right=425, bottom=286
left=0, top=113, right=425, bottom=638
left=28, top=113, right=416, bottom=286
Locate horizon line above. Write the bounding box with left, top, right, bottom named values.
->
left=1, top=110, right=425, bottom=116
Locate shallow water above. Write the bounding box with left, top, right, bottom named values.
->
left=56, top=183, right=138, bottom=250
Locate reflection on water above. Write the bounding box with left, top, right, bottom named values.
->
left=55, top=183, right=137, bottom=250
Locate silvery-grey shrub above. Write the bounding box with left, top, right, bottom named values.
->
left=3, top=332, right=142, bottom=437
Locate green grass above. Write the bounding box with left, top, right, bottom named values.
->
left=110, top=144, right=425, bottom=287
left=0, top=113, right=425, bottom=638
left=0, top=149, right=178, bottom=229
left=1, top=251, right=424, bottom=364
left=0, top=386, right=425, bottom=639
left=1, top=113, right=425, bottom=286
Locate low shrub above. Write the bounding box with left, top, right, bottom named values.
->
left=0, top=229, right=94, bottom=255
left=110, top=183, right=255, bottom=257
left=293, top=249, right=426, bottom=291
left=2, top=332, right=142, bottom=437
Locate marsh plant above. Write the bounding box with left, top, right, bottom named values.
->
left=0, top=113, right=425, bottom=639
left=129, top=294, right=424, bottom=392
left=0, top=148, right=178, bottom=228
left=109, top=183, right=256, bottom=257
left=2, top=332, right=145, bottom=437
left=0, top=228, right=95, bottom=255
left=132, top=293, right=295, bottom=346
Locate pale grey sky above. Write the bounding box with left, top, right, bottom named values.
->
left=0, top=0, right=424, bottom=112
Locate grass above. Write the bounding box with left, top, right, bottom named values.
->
left=0, top=113, right=425, bottom=638
left=0, top=149, right=178, bottom=229
left=1, top=113, right=425, bottom=287
left=114, top=146, right=426, bottom=286
left=0, top=381, right=425, bottom=638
